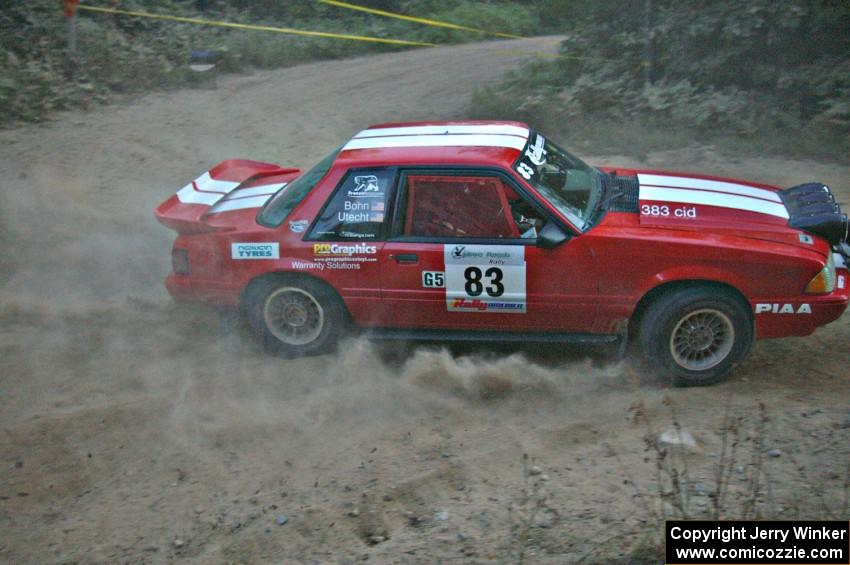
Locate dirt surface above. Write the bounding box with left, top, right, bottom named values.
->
left=1, top=36, right=848, bottom=564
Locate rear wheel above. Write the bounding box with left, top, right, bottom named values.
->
left=244, top=276, right=345, bottom=357
left=638, top=286, right=753, bottom=386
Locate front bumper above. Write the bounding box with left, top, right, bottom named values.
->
left=753, top=267, right=849, bottom=338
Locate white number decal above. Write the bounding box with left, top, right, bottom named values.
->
left=640, top=204, right=698, bottom=219
left=517, top=162, right=534, bottom=180
left=462, top=266, right=504, bottom=297
left=422, top=271, right=445, bottom=288
left=640, top=204, right=670, bottom=217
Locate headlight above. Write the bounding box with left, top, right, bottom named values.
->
left=804, top=252, right=835, bottom=294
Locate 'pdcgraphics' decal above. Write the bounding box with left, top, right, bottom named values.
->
left=311, top=242, right=377, bottom=270
left=444, top=244, right=526, bottom=313
left=232, top=242, right=279, bottom=259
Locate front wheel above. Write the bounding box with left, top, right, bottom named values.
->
left=638, top=287, right=753, bottom=386
left=243, top=276, right=345, bottom=357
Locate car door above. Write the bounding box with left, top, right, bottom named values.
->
left=378, top=168, right=598, bottom=333
left=303, top=167, right=396, bottom=326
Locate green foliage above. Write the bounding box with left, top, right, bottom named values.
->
left=0, top=0, right=535, bottom=125
left=471, top=0, right=850, bottom=157
left=421, top=2, right=535, bottom=41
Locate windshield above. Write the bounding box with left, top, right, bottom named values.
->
left=258, top=147, right=342, bottom=226
left=513, top=131, right=602, bottom=231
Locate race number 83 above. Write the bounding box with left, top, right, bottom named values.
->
left=464, top=266, right=504, bottom=297
left=443, top=244, right=526, bottom=314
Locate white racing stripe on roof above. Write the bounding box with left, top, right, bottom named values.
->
left=224, top=183, right=286, bottom=200
left=640, top=186, right=789, bottom=218
left=343, top=133, right=528, bottom=152
left=354, top=124, right=529, bottom=139
left=638, top=174, right=782, bottom=202
left=208, top=195, right=275, bottom=213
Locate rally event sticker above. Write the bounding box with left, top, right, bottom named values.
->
left=443, top=244, right=526, bottom=313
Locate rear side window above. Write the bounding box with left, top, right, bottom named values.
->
left=308, top=168, right=394, bottom=240
left=258, top=147, right=341, bottom=227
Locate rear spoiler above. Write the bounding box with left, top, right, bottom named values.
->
left=155, top=159, right=300, bottom=234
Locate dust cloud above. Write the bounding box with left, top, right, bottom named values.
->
left=0, top=156, right=625, bottom=436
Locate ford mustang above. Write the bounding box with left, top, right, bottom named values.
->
left=155, top=121, right=849, bottom=386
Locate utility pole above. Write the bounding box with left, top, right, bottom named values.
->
left=63, top=0, right=80, bottom=53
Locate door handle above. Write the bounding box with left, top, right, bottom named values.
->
left=394, top=253, right=419, bottom=264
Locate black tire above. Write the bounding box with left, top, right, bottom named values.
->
left=638, top=286, right=753, bottom=387
left=242, top=275, right=346, bottom=357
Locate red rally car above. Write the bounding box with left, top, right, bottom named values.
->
left=155, top=121, right=849, bottom=386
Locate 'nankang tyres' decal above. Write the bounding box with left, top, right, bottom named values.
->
left=232, top=242, right=279, bottom=260
left=444, top=245, right=526, bottom=313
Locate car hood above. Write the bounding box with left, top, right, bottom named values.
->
left=634, top=170, right=829, bottom=252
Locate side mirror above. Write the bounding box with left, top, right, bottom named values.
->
left=537, top=222, right=570, bottom=249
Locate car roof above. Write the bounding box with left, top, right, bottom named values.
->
left=333, top=120, right=531, bottom=170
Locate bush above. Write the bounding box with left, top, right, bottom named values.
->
left=470, top=0, right=850, bottom=157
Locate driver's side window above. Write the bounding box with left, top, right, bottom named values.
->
left=401, top=172, right=545, bottom=240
